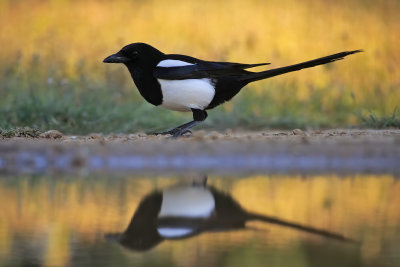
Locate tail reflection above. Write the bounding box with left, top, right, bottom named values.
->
left=106, top=179, right=357, bottom=251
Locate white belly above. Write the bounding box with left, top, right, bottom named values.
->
left=158, top=78, right=215, bottom=111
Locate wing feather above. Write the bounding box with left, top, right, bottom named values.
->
left=154, top=59, right=270, bottom=80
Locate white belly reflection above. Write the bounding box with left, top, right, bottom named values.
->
left=158, top=185, right=215, bottom=218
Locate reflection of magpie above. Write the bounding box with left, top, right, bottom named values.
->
left=106, top=182, right=357, bottom=251
left=104, top=43, right=361, bottom=137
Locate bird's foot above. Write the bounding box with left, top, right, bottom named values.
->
left=151, top=129, right=178, bottom=136
left=152, top=120, right=200, bottom=138
left=171, top=129, right=192, bottom=138
left=151, top=128, right=192, bottom=137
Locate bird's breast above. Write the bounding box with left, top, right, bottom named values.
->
left=157, top=78, right=216, bottom=112
left=156, top=185, right=215, bottom=238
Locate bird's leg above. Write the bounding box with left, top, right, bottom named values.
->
left=152, top=109, right=207, bottom=137
left=171, top=109, right=207, bottom=138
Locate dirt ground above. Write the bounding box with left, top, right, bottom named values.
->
left=2, top=128, right=400, bottom=148
left=1, top=129, right=399, bottom=175
left=41, top=129, right=400, bottom=145
left=21, top=128, right=400, bottom=143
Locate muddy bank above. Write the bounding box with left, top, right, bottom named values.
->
left=1, top=129, right=399, bottom=175
left=4, top=128, right=398, bottom=144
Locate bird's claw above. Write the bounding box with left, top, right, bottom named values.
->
left=171, top=129, right=192, bottom=138
left=151, top=131, right=171, bottom=136
left=152, top=128, right=192, bottom=138
left=151, top=129, right=179, bottom=136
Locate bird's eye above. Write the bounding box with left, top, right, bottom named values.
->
left=131, top=51, right=139, bottom=57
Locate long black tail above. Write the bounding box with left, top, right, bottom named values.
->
left=241, top=50, right=362, bottom=84
left=247, top=212, right=358, bottom=243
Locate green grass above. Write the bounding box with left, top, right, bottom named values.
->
left=358, top=108, right=400, bottom=128
left=1, top=81, right=383, bottom=135
left=0, top=85, right=188, bottom=135
left=0, top=127, right=42, bottom=138
left=1, top=79, right=396, bottom=135
left=0, top=56, right=398, bottom=135
left=0, top=57, right=186, bottom=134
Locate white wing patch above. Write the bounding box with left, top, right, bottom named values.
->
left=157, top=59, right=195, bottom=67
left=157, top=228, right=193, bottom=238
left=158, top=78, right=215, bottom=111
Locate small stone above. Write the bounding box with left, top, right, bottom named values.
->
left=40, top=130, right=63, bottom=139
left=225, top=129, right=233, bottom=135
left=89, top=133, right=103, bottom=139
left=206, top=131, right=221, bottom=140
left=127, top=134, right=137, bottom=139
left=137, top=132, right=147, bottom=137
left=292, top=129, right=304, bottom=135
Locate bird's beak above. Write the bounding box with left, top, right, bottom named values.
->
left=103, top=53, right=130, bottom=63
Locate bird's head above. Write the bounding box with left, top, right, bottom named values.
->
left=103, top=42, right=164, bottom=66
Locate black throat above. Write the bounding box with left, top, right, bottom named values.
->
left=124, top=53, right=165, bottom=106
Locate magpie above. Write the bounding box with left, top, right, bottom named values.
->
left=104, top=43, right=361, bottom=137
left=106, top=180, right=356, bottom=251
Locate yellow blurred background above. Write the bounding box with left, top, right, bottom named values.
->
left=0, top=0, right=399, bottom=131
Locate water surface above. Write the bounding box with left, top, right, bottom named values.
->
left=0, top=174, right=399, bottom=267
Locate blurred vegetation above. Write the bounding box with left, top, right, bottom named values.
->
left=358, top=108, right=400, bottom=128
left=0, top=127, right=42, bottom=138
left=0, top=0, right=399, bottom=134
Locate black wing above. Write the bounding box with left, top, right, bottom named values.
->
left=153, top=55, right=270, bottom=80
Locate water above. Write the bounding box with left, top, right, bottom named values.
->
left=0, top=174, right=399, bottom=267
